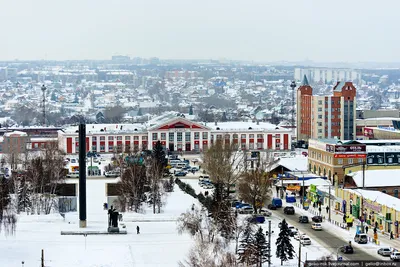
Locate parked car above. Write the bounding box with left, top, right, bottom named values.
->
left=247, top=215, right=265, bottom=224
left=311, top=223, right=322, bottom=231
left=391, top=252, right=400, bottom=261
left=272, top=198, right=282, bottom=208
left=354, top=233, right=368, bottom=244
left=298, top=216, right=309, bottom=223
left=300, top=236, right=311, bottom=245
left=174, top=172, right=187, bottom=177
left=259, top=208, right=272, bottom=217
left=378, top=248, right=392, bottom=256
left=239, top=207, right=254, bottom=214
left=312, top=216, right=323, bottom=223
left=294, top=233, right=304, bottom=240
left=290, top=229, right=298, bottom=237
left=284, top=206, right=295, bottom=215
left=267, top=204, right=277, bottom=210
left=340, top=245, right=354, bottom=254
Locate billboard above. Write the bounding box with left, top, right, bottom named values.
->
left=326, top=144, right=366, bottom=153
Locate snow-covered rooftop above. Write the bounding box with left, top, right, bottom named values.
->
left=207, top=121, right=287, bottom=132
left=347, top=169, right=400, bottom=187
left=62, top=124, right=147, bottom=134
left=345, top=188, right=400, bottom=211
left=270, top=156, right=308, bottom=172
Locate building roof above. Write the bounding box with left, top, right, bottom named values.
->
left=280, top=178, right=331, bottom=187
left=62, top=124, right=147, bottom=135
left=270, top=156, right=308, bottom=172
left=347, top=169, right=400, bottom=187
left=366, top=145, right=400, bottom=152
left=208, top=121, right=287, bottom=132
left=4, top=131, right=28, bottom=137
left=345, top=188, right=400, bottom=211
left=302, top=75, right=309, bottom=86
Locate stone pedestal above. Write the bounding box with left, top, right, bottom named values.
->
left=79, top=220, right=87, bottom=228
left=108, top=227, right=120, bottom=233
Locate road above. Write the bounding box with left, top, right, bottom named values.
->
left=274, top=208, right=381, bottom=261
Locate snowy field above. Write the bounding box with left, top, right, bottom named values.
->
left=0, top=170, right=332, bottom=267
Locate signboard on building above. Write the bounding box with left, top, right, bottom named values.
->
left=364, top=200, right=382, bottom=213
left=334, top=154, right=367, bottom=158
left=364, top=127, right=374, bottom=138
left=287, top=185, right=301, bottom=191
left=326, top=144, right=366, bottom=153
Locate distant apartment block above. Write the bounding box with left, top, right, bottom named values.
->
left=297, top=76, right=356, bottom=142
left=294, top=68, right=361, bottom=85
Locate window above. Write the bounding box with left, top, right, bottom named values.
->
left=388, top=157, right=393, bottom=164
left=318, top=115, right=323, bottom=119
left=185, top=132, right=191, bottom=141
left=177, top=132, right=182, bottom=142
left=241, top=134, right=246, bottom=139
left=100, top=136, right=105, bottom=141
left=318, top=107, right=322, bottom=112
left=125, top=136, right=131, bottom=140
left=358, top=158, right=363, bottom=163
left=161, top=133, right=166, bottom=140
left=134, top=136, right=139, bottom=140
left=257, top=134, right=263, bottom=139
left=249, top=143, right=254, bottom=149
left=318, top=100, right=322, bottom=105
left=117, top=136, right=122, bottom=140
left=92, top=137, right=97, bottom=141
left=169, top=133, right=174, bottom=142
left=368, top=158, right=373, bottom=164
left=152, top=133, right=158, bottom=140
left=108, top=145, right=114, bottom=151
left=338, top=159, right=343, bottom=164
left=318, top=129, right=322, bottom=133
left=348, top=158, right=353, bottom=164
left=194, top=132, right=199, bottom=140
left=142, top=136, right=147, bottom=140
left=378, top=157, right=383, bottom=164
left=100, top=145, right=105, bottom=151
left=257, top=142, right=263, bottom=149
left=92, top=145, right=97, bottom=152
left=34, top=143, right=39, bottom=148
left=202, top=132, right=208, bottom=139
left=317, top=122, right=322, bottom=127
left=249, top=134, right=254, bottom=139
left=75, top=137, right=79, bottom=142
left=108, top=136, right=114, bottom=140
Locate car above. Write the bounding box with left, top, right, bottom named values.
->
left=300, top=236, right=311, bottom=245
left=340, top=245, right=354, bottom=254
left=105, top=171, right=119, bottom=178
left=312, top=216, right=323, bottom=223
left=174, top=172, right=187, bottom=177
left=299, top=216, right=309, bottom=223
left=290, top=229, right=298, bottom=237
left=354, top=233, right=368, bottom=244
left=311, top=223, right=322, bottom=230
left=239, top=207, right=254, bottom=214
left=378, top=248, right=392, bottom=256
left=284, top=206, right=295, bottom=215
left=267, top=204, right=277, bottom=210
left=294, top=233, right=305, bottom=240
left=391, top=252, right=400, bottom=261
left=259, top=208, right=272, bottom=217
left=247, top=215, right=265, bottom=224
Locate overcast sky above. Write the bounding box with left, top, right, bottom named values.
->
left=0, top=0, right=398, bottom=62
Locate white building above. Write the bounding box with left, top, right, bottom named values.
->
left=59, top=115, right=293, bottom=154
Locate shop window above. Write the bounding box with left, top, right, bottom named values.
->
left=368, top=158, right=373, bottom=164
left=395, top=189, right=399, bottom=198
left=348, top=158, right=353, bottom=164
left=378, top=158, right=383, bottom=164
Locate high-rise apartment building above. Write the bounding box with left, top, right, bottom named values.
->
left=294, top=68, right=362, bottom=85
left=297, top=76, right=356, bottom=142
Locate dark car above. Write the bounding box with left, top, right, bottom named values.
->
left=267, top=204, right=277, bottom=210
left=247, top=215, right=265, bottom=224
left=299, top=216, right=309, bottom=223
left=284, top=206, right=295, bottom=215
left=312, top=216, right=323, bottom=223
left=340, top=245, right=354, bottom=254
left=174, top=172, right=187, bottom=177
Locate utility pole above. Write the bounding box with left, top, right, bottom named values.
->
left=298, top=236, right=302, bottom=267
left=268, top=220, right=272, bottom=267
left=301, top=173, right=305, bottom=209
left=41, top=249, right=44, bottom=267
left=328, top=182, right=331, bottom=222
left=290, top=81, right=296, bottom=151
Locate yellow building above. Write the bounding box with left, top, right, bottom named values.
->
left=336, top=188, right=400, bottom=236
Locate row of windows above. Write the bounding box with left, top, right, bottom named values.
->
left=75, top=136, right=146, bottom=142
left=318, top=100, right=341, bottom=105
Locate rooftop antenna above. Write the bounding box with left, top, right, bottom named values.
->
left=41, top=84, right=47, bottom=126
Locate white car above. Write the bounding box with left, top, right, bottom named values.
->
left=311, top=223, right=322, bottom=231
left=238, top=207, right=254, bottom=214
left=378, top=247, right=392, bottom=256
left=300, top=236, right=312, bottom=245
left=294, top=233, right=306, bottom=240
left=390, top=252, right=400, bottom=261
left=259, top=208, right=272, bottom=217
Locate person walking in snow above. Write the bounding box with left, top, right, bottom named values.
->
left=326, top=206, right=329, bottom=214
left=136, top=225, right=140, bottom=234
left=318, top=206, right=322, bottom=215
left=343, top=214, right=347, bottom=223
left=365, top=225, right=368, bottom=234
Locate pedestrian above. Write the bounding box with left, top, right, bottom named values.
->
left=318, top=206, right=322, bottom=215
left=365, top=225, right=368, bottom=234
left=390, top=231, right=394, bottom=239
left=136, top=225, right=140, bottom=234
left=326, top=206, right=329, bottom=213
left=343, top=214, right=346, bottom=224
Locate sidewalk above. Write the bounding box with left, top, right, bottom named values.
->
left=293, top=202, right=400, bottom=249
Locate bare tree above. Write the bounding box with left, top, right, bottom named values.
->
left=238, top=162, right=273, bottom=214
left=118, top=163, right=147, bottom=212
left=25, top=142, right=67, bottom=214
